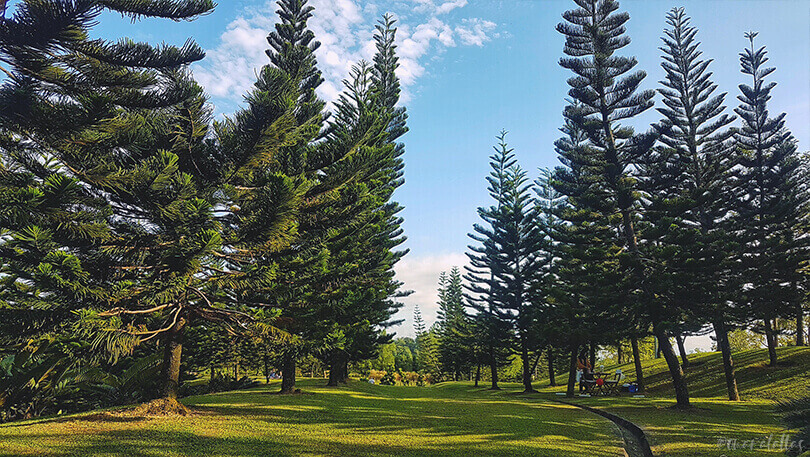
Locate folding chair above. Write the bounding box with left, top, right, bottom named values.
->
left=602, top=370, right=625, bottom=396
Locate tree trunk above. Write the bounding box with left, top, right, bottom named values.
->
left=327, top=349, right=348, bottom=386
left=488, top=345, right=500, bottom=390
left=654, top=324, right=690, bottom=408
left=764, top=318, right=779, bottom=366
left=521, top=342, right=535, bottom=393
left=589, top=343, right=596, bottom=370
left=547, top=347, right=556, bottom=387
left=263, top=354, right=270, bottom=384
left=280, top=351, right=297, bottom=394
left=797, top=303, right=805, bottom=347
left=531, top=352, right=542, bottom=378
left=655, top=337, right=662, bottom=359
left=474, top=362, right=481, bottom=387
left=675, top=334, right=690, bottom=369
left=713, top=319, right=740, bottom=401
left=630, top=335, right=645, bottom=392
left=160, top=316, right=187, bottom=399
left=566, top=345, right=578, bottom=398
left=210, top=363, right=215, bottom=387
left=617, top=342, right=623, bottom=365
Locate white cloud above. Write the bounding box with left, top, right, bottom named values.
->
left=192, top=14, right=273, bottom=98
left=409, top=0, right=467, bottom=15
left=192, top=0, right=501, bottom=114
left=436, top=0, right=467, bottom=15
left=390, top=252, right=469, bottom=338
left=455, top=18, right=497, bottom=47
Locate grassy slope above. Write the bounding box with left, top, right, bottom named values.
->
left=607, top=346, right=810, bottom=400
left=0, top=380, right=623, bottom=457
left=534, top=347, right=810, bottom=456
left=563, top=395, right=788, bottom=456
left=545, top=347, right=810, bottom=400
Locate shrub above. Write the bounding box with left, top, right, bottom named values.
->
left=379, top=372, right=396, bottom=385
left=368, top=370, right=385, bottom=383
left=206, top=373, right=260, bottom=393
left=404, top=371, right=420, bottom=385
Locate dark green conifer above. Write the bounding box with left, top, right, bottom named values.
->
left=642, top=7, right=739, bottom=400
left=436, top=268, right=473, bottom=381
left=556, top=0, right=694, bottom=406
left=465, top=133, right=516, bottom=391
left=732, top=31, right=802, bottom=367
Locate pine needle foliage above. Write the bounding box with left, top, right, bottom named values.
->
left=731, top=31, right=803, bottom=367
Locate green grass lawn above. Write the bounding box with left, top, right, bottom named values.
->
left=551, top=394, right=791, bottom=456
left=3, top=349, right=807, bottom=457
left=588, top=346, right=810, bottom=400
left=528, top=346, right=810, bottom=456
left=0, top=380, right=624, bottom=457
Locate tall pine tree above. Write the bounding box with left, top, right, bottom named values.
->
left=732, top=31, right=801, bottom=367
left=555, top=0, right=692, bottom=405
left=464, top=132, right=516, bottom=391
left=436, top=268, right=473, bottom=381
left=643, top=7, right=739, bottom=400
left=0, top=0, right=283, bottom=403
left=548, top=102, right=629, bottom=397
left=219, top=0, right=331, bottom=394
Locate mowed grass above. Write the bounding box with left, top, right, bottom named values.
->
left=531, top=347, right=810, bottom=456
left=0, top=380, right=624, bottom=457
left=3, top=348, right=805, bottom=457
left=559, top=395, right=790, bottom=456
left=598, top=346, right=810, bottom=400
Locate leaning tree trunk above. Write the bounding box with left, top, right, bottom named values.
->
left=566, top=345, right=578, bottom=398
left=617, top=342, right=623, bottom=365
left=630, top=335, right=645, bottom=392
left=488, top=345, right=500, bottom=390
left=160, top=315, right=187, bottom=399
left=327, top=349, right=349, bottom=386
left=654, top=324, right=690, bottom=408
left=763, top=317, right=779, bottom=366
left=713, top=319, right=740, bottom=401
left=588, top=343, right=596, bottom=370
left=548, top=347, right=556, bottom=387
left=474, top=362, right=481, bottom=387
left=675, top=334, right=690, bottom=369
left=520, top=341, right=535, bottom=393
left=797, top=303, right=805, bottom=347
left=280, top=351, right=297, bottom=394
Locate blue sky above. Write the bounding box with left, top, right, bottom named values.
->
left=68, top=0, right=810, bottom=344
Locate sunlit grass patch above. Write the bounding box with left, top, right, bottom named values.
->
left=0, top=379, right=623, bottom=457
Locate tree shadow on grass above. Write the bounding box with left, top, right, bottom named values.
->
left=0, top=427, right=617, bottom=457
left=1, top=381, right=625, bottom=457
left=185, top=383, right=621, bottom=448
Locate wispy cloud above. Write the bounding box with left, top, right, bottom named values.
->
left=391, top=252, right=468, bottom=338
left=192, top=0, right=501, bottom=114
left=455, top=18, right=497, bottom=46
